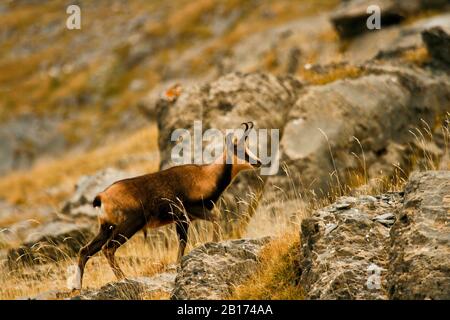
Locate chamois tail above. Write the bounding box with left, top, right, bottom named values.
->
left=93, top=195, right=102, bottom=208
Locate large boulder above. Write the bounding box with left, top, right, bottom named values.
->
left=171, top=237, right=271, bottom=299
left=297, top=170, right=450, bottom=300
left=298, top=193, right=402, bottom=299
left=276, top=65, right=450, bottom=196
left=388, top=171, right=450, bottom=299
left=72, top=272, right=176, bottom=300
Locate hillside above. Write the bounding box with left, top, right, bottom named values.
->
left=0, top=0, right=449, bottom=300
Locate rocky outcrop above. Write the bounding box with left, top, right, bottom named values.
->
left=299, top=193, right=402, bottom=299
left=298, top=170, right=450, bottom=300
left=388, top=171, right=450, bottom=299
left=171, top=237, right=271, bottom=300
left=277, top=65, right=450, bottom=195
left=154, top=59, right=450, bottom=239
left=72, top=273, right=176, bottom=300
left=0, top=219, right=40, bottom=246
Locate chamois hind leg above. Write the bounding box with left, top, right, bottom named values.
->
left=74, top=223, right=112, bottom=290
left=102, top=219, right=143, bottom=280
left=175, top=219, right=190, bottom=263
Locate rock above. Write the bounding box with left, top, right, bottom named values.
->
left=61, top=168, right=131, bottom=219
left=73, top=272, right=176, bottom=300
left=7, top=220, right=94, bottom=268
left=0, top=219, right=40, bottom=245
left=298, top=193, right=404, bottom=299
left=154, top=63, right=450, bottom=230
left=372, top=212, right=396, bottom=226
left=336, top=202, right=353, bottom=210
left=330, top=0, right=449, bottom=38
left=276, top=66, right=450, bottom=196
left=344, top=13, right=450, bottom=63
left=422, top=26, right=450, bottom=66
left=388, top=171, right=450, bottom=299
left=298, top=171, right=450, bottom=299
left=171, top=237, right=271, bottom=300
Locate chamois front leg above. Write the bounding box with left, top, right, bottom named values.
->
left=175, top=219, right=189, bottom=263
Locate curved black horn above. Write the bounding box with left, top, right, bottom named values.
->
left=241, top=122, right=254, bottom=132
left=241, top=122, right=249, bottom=132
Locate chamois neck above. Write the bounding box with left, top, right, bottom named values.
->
left=209, top=150, right=251, bottom=184
left=202, top=158, right=232, bottom=203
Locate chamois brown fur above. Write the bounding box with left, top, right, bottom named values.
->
left=72, top=122, right=261, bottom=290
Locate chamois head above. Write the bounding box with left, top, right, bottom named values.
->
left=226, top=121, right=262, bottom=170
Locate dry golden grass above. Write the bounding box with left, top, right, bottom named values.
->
left=231, top=233, right=304, bottom=300
left=0, top=233, right=173, bottom=299
left=401, top=47, right=430, bottom=66
left=299, top=64, right=364, bottom=85
left=0, top=214, right=234, bottom=299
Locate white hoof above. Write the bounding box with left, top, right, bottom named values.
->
left=66, top=265, right=82, bottom=290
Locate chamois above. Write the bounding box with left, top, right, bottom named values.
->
left=68, top=122, right=262, bottom=290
